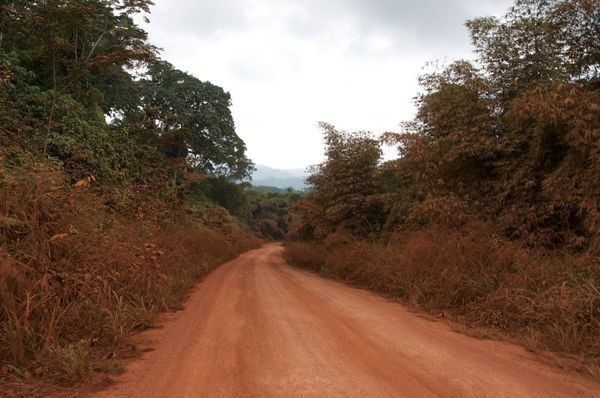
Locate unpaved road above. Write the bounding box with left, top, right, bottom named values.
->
left=93, top=244, right=600, bottom=398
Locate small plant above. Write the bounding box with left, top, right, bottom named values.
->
left=47, top=345, right=92, bottom=381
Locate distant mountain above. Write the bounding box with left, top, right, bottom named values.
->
left=251, top=165, right=308, bottom=191
left=250, top=186, right=299, bottom=193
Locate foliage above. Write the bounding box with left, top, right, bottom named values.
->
left=293, top=123, right=385, bottom=239
left=377, top=0, right=600, bottom=250
left=251, top=185, right=303, bottom=194
left=1, top=1, right=253, bottom=185
left=186, top=177, right=302, bottom=240
left=126, top=61, right=254, bottom=180
left=186, top=176, right=250, bottom=218
left=0, top=0, right=261, bottom=394
left=0, top=155, right=260, bottom=394
left=0, top=0, right=157, bottom=111
left=466, top=0, right=599, bottom=100
left=288, top=0, right=600, bottom=370
left=244, top=188, right=303, bottom=240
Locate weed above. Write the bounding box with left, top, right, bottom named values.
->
left=285, top=223, right=600, bottom=377
left=0, top=155, right=262, bottom=394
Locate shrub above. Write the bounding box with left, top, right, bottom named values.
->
left=285, top=222, right=600, bottom=374
left=0, top=153, right=261, bottom=392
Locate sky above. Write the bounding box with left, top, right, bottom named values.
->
left=140, top=0, right=513, bottom=169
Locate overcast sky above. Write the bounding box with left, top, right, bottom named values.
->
left=141, top=0, right=513, bottom=169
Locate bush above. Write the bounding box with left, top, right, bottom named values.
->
left=0, top=153, right=261, bottom=392
left=285, top=222, right=600, bottom=375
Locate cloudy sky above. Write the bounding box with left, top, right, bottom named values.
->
left=141, top=0, right=513, bottom=169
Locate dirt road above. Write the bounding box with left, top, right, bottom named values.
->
left=93, top=244, right=600, bottom=398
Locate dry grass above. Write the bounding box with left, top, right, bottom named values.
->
left=285, top=223, right=600, bottom=378
left=0, top=153, right=261, bottom=397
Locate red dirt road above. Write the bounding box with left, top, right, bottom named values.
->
left=93, top=244, right=600, bottom=398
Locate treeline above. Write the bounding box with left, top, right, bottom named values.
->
left=287, top=0, right=600, bottom=374
left=0, top=1, right=261, bottom=394
left=244, top=188, right=303, bottom=240
left=0, top=0, right=253, bottom=186
left=187, top=177, right=303, bottom=240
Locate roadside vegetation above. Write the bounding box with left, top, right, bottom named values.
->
left=187, top=178, right=303, bottom=240
left=243, top=188, right=304, bottom=240
left=0, top=1, right=261, bottom=395
left=286, top=0, right=600, bottom=377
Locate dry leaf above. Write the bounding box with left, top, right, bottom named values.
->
left=50, top=233, right=70, bottom=242
left=73, top=175, right=96, bottom=188
left=68, top=225, right=80, bottom=234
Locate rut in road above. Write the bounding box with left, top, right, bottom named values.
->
left=92, top=244, right=600, bottom=398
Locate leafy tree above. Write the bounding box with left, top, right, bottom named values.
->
left=381, top=0, right=600, bottom=248
left=184, top=178, right=302, bottom=240
left=0, top=0, right=156, bottom=111
left=187, top=176, right=250, bottom=218
left=466, top=0, right=599, bottom=102
left=295, top=0, right=600, bottom=250
left=295, top=123, right=385, bottom=238
left=129, top=61, right=254, bottom=180
left=244, top=188, right=303, bottom=240
left=0, top=48, right=137, bottom=181
left=0, top=0, right=157, bottom=179
left=0, top=1, right=254, bottom=191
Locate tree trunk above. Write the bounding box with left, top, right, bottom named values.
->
left=43, top=48, right=58, bottom=157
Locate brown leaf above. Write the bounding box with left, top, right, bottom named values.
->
left=50, top=233, right=70, bottom=242
left=73, top=175, right=96, bottom=188
left=68, top=225, right=80, bottom=234
left=0, top=215, right=28, bottom=228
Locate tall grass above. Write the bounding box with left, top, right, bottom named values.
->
left=285, top=223, right=600, bottom=376
left=0, top=154, right=261, bottom=395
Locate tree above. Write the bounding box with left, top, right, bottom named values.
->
left=295, top=123, right=385, bottom=238
left=0, top=0, right=158, bottom=165
left=466, top=0, right=599, bottom=102
left=383, top=0, right=600, bottom=247
left=130, top=61, right=254, bottom=180
left=0, top=0, right=157, bottom=111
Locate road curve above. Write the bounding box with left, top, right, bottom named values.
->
left=92, top=244, right=600, bottom=398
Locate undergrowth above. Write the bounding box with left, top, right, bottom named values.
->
left=284, top=223, right=600, bottom=378
left=0, top=152, right=261, bottom=397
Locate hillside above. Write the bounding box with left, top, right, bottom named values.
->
left=251, top=165, right=307, bottom=191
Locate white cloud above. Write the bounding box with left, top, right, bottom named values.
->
left=140, top=0, right=513, bottom=169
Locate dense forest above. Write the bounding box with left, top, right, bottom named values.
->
left=0, top=1, right=281, bottom=394
left=187, top=177, right=303, bottom=240
left=286, top=0, right=600, bottom=375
